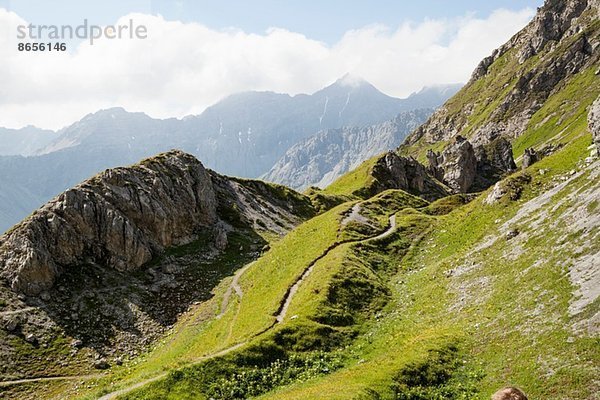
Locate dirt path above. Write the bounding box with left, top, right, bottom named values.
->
left=342, top=204, right=373, bottom=227
left=8, top=214, right=398, bottom=399
left=217, top=261, right=254, bottom=319
left=275, top=214, right=396, bottom=323
left=96, top=343, right=246, bottom=400
left=369, top=214, right=397, bottom=241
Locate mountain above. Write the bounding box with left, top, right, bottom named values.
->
left=262, top=109, right=433, bottom=190
left=0, top=126, right=59, bottom=156
left=2, top=1, right=598, bottom=399
left=403, top=0, right=599, bottom=153
left=0, top=81, right=459, bottom=234
left=0, top=150, right=317, bottom=380
left=34, top=79, right=459, bottom=176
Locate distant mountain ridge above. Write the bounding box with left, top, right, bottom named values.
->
left=0, top=126, right=58, bottom=156
left=0, top=79, right=460, bottom=233
left=263, top=109, right=434, bottom=190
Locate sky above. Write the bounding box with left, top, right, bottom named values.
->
left=0, top=0, right=543, bottom=130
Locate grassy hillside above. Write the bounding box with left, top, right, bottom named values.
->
left=72, top=190, right=428, bottom=399
left=80, top=121, right=597, bottom=400
left=91, top=37, right=600, bottom=400
left=2, top=3, right=597, bottom=400
left=259, top=132, right=599, bottom=399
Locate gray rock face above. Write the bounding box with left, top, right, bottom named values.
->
left=263, top=109, right=433, bottom=190
left=477, top=137, right=517, bottom=174
left=429, top=136, right=516, bottom=193
left=368, top=152, right=450, bottom=201
left=382, top=153, right=427, bottom=193
left=428, top=136, right=478, bottom=193
left=441, top=137, right=478, bottom=193
left=473, top=137, right=517, bottom=189
left=589, top=95, right=600, bottom=146
left=0, top=150, right=218, bottom=295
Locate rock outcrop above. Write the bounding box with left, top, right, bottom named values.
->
left=520, top=143, right=565, bottom=170
left=475, top=137, right=517, bottom=174
left=368, top=152, right=450, bottom=201
left=474, top=137, right=517, bottom=189
left=427, top=136, right=478, bottom=193
left=0, top=150, right=218, bottom=295
left=440, top=137, right=478, bottom=193
left=522, top=148, right=539, bottom=169
left=589, top=95, right=600, bottom=147
left=427, top=136, right=516, bottom=193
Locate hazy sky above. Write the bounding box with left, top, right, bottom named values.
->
left=0, top=0, right=542, bottom=129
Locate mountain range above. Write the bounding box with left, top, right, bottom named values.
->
left=0, top=126, right=58, bottom=156
left=0, top=0, right=598, bottom=399
left=262, top=109, right=433, bottom=190
left=0, top=79, right=459, bottom=234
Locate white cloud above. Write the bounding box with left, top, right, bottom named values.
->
left=0, top=7, right=534, bottom=130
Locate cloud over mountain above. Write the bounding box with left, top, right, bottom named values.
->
left=0, top=7, right=534, bottom=129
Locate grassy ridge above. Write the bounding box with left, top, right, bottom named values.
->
left=513, top=67, right=600, bottom=158
left=259, top=130, right=598, bottom=399
left=113, top=191, right=427, bottom=399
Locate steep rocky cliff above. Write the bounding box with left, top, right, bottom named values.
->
left=0, top=151, right=218, bottom=295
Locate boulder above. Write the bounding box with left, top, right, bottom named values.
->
left=426, top=149, right=444, bottom=181
left=383, top=152, right=427, bottom=193
left=474, top=137, right=517, bottom=188
left=438, top=136, right=478, bottom=193
left=366, top=152, right=450, bottom=201
left=214, top=227, right=228, bottom=251
left=522, top=148, right=539, bottom=169
left=93, top=359, right=110, bottom=370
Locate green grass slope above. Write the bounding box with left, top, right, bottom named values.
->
left=81, top=191, right=428, bottom=399
left=106, top=53, right=598, bottom=399
left=258, top=131, right=599, bottom=400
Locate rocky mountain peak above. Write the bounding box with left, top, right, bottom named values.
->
left=0, top=150, right=217, bottom=295
left=333, top=73, right=371, bottom=89
left=472, top=0, right=593, bottom=81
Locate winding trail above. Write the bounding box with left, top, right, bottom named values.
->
left=275, top=215, right=396, bottom=323
left=3, top=214, right=398, bottom=399
left=96, top=343, right=245, bottom=400
left=369, top=214, right=397, bottom=242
